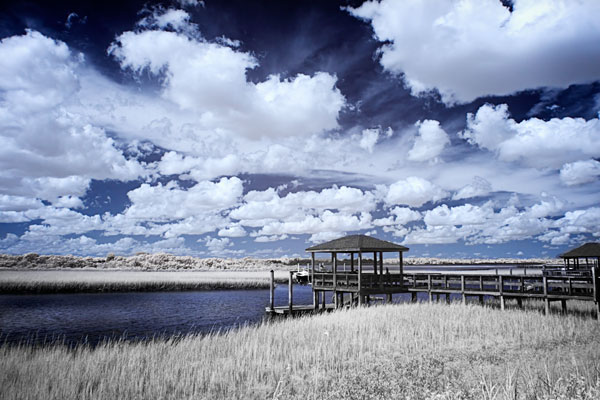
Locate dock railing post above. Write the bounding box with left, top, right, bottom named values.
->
left=269, top=270, right=275, bottom=312
left=358, top=252, right=363, bottom=306
left=461, top=275, right=466, bottom=305
left=499, top=275, right=505, bottom=311
left=543, top=276, right=550, bottom=315
left=288, top=271, right=293, bottom=315
left=592, top=266, right=599, bottom=320
left=427, top=274, right=432, bottom=303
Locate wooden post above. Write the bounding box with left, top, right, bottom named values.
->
left=358, top=252, right=363, bottom=306
left=445, top=293, right=450, bottom=304
left=516, top=297, right=523, bottom=308
left=269, top=270, right=275, bottom=312
left=322, top=291, right=326, bottom=309
left=386, top=293, right=392, bottom=303
left=543, top=276, right=550, bottom=315
left=499, top=275, right=505, bottom=311
left=592, top=266, right=600, bottom=320
left=333, top=252, right=337, bottom=300
left=288, top=271, right=293, bottom=314
left=372, top=252, right=377, bottom=275
left=379, top=251, right=384, bottom=276
left=411, top=292, right=417, bottom=303
left=561, top=299, right=567, bottom=313
left=461, top=275, right=466, bottom=305
left=311, top=253, right=316, bottom=309
left=350, top=252, right=354, bottom=272
left=427, top=274, right=432, bottom=303
left=399, top=251, right=403, bottom=275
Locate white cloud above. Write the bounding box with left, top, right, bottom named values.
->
left=231, top=185, right=377, bottom=221
left=559, top=159, right=600, bottom=186
left=359, top=128, right=379, bottom=153
left=109, top=23, right=345, bottom=140
left=452, top=176, right=492, bottom=200
left=0, top=195, right=44, bottom=212
left=139, top=9, right=192, bottom=32
left=382, top=177, right=448, bottom=207
left=218, top=224, right=247, bottom=238
left=124, top=177, right=243, bottom=221
left=348, top=0, right=600, bottom=104
left=0, top=31, right=146, bottom=203
left=202, top=236, right=232, bottom=254
left=407, top=120, right=450, bottom=162
left=461, top=104, right=600, bottom=169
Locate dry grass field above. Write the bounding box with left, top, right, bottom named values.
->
left=0, top=270, right=291, bottom=293
left=1, top=301, right=599, bottom=399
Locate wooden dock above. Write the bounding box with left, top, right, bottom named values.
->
left=266, top=268, right=600, bottom=317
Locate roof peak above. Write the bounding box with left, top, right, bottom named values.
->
left=306, top=234, right=409, bottom=253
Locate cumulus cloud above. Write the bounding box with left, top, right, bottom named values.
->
left=461, top=104, right=600, bottom=169
left=382, top=177, right=448, bottom=208
left=109, top=18, right=345, bottom=140
left=124, top=177, right=243, bottom=221
left=359, top=128, right=380, bottom=153
left=407, top=120, right=450, bottom=162
left=452, top=176, right=492, bottom=200
left=348, top=0, right=600, bottom=104
left=0, top=31, right=146, bottom=205
left=559, top=159, right=600, bottom=186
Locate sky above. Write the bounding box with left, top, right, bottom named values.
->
left=0, top=0, right=599, bottom=260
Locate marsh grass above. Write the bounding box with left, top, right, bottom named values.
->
left=0, top=270, right=290, bottom=294
left=1, top=302, right=599, bottom=399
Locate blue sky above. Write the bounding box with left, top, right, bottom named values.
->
left=0, top=0, right=599, bottom=259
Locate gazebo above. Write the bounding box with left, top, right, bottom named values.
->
left=306, top=234, right=409, bottom=308
left=559, top=243, right=600, bottom=273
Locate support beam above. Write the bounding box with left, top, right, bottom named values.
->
left=358, top=252, right=363, bottom=306
left=561, top=299, right=567, bottom=313
left=427, top=275, right=432, bottom=303
left=379, top=251, right=384, bottom=276
left=350, top=252, right=354, bottom=273
left=461, top=275, right=466, bottom=305
left=411, top=292, right=417, bottom=303
left=543, top=276, right=550, bottom=315
left=288, top=271, right=294, bottom=314
left=499, top=275, right=505, bottom=311
left=333, top=252, right=337, bottom=291
left=373, top=252, right=377, bottom=275
left=269, top=270, right=275, bottom=312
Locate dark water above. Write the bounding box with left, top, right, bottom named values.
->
left=0, top=265, right=528, bottom=346
left=0, top=285, right=315, bottom=346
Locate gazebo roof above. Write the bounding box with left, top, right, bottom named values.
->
left=559, top=242, right=600, bottom=258
left=306, top=234, right=409, bottom=253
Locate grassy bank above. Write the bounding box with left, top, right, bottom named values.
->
left=0, top=270, right=290, bottom=294
left=1, top=302, right=599, bottom=399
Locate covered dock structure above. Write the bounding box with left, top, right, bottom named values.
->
left=306, top=234, right=409, bottom=308
left=559, top=243, right=600, bottom=275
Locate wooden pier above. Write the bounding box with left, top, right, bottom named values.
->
left=266, top=236, right=600, bottom=318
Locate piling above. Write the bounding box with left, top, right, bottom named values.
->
left=269, top=270, right=275, bottom=312
left=288, top=271, right=293, bottom=314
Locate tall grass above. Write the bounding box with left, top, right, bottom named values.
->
left=0, top=270, right=290, bottom=294
left=1, top=302, right=599, bottom=399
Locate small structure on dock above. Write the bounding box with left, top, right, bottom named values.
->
left=306, top=234, right=409, bottom=308
left=559, top=243, right=600, bottom=274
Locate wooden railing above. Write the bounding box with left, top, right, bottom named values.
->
left=403, top=274, right=595, bottom=300
left=312, top=272, right=596, bottom=301
left=312, top=272, right=403, bottom=290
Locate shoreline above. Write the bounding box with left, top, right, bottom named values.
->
left=0, top=270, right=291, bottom=295
left=0, top=252, right=557, bottom=272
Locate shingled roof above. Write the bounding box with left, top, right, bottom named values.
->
left=306, top=234, right=409, bottom=253
left=559, top=242, right=600, bottom=258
